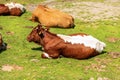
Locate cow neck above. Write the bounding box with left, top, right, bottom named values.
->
left=43, top=31, right=58, bottom=44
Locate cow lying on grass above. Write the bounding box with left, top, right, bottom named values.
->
left=29, top=5, right=75, bottom=28
left=0, top=2, right=25, bottom=16
left=0, top=34, right=7, bottom=52
left=27, top=24, right=106, bottom=59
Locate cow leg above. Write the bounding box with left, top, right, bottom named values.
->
left=41, top=52, right=52, bottom=59
left=41, top=50, right=60, bottom=59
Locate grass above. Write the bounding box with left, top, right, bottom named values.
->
left=0, top=0, right=44, bottom=5
left=0, top=0, right=120, bottom=80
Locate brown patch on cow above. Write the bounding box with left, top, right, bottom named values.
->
left=1, top=64, right=23, bottom=72
left=108, top=52, right=120, bottom=58
left=106, top=37, right=120, bottom=43
left=6, top=31, right=14, bottom=35
left=0, top=4, right=9, bottom=15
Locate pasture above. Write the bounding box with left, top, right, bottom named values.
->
left=0, top=0, right=120, bottom=80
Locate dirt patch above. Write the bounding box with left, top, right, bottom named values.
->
left=6, top=31, right=14, bottom=35
left=85, top=58, right=112, bottom=72
left=108, top=52, right=120, bottom=58
left=26, top=0, right=120, bottom=22
left=89, top=77, right=110, bottom=80
left=106, top=37, right=120, bottom=43
left=85, top=63, right=106, bottom=72
left=1, top=64, right=23, bottom=72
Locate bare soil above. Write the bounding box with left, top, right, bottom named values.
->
left=26, top=0, right=120, bottom=22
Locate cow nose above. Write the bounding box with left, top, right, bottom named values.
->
left=71, top=24, right=75, bottom=28
left=27, top=36, right=31, bottom=42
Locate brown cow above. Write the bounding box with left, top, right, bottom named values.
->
left=0, top=34, right=7, bottom=52
left=30, top=5, right=75, bottom=28
left=27, top=25, right=106, bottom=59
left=27, top=25, right=88, bottom=47
left=0, top=4, right=9, bottom=15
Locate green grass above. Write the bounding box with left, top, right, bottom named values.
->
left=0, top=0, right=120, bottom=80
left=0, top=0, right=44, bottom=5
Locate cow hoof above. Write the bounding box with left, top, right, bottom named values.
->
left=41, top=53, right=52, bottom=59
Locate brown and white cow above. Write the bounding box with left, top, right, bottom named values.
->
left=29, top=5, right=75, bottom=28
left=5, top=2, right=25, bottom=16
left=27, top=24, right=106, bottom=59
left=0, top=2, right=25, bottom=16
left=0, top=34, right=7, bottom=52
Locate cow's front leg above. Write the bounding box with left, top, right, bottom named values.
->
left=41, top=51, right=60, bottom=59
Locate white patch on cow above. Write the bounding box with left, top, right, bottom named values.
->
left=43, top=52, right=52, bottom=59
left=5, top=2, right=25, bottom=12
left=57, top=34, right=106, bottom=53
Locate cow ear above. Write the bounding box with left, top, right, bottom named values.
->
left=37, top=24, right=42, bottom=29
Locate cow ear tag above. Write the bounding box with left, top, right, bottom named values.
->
left=36, top=27, right=38, bottom=30
left=38, top=31, right=42, bottom=35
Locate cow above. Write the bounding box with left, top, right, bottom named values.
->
left=29, top=5, right=75, bottom=28
left=0, top=4, right=9, bottom=15
left=27, top=24, right=106, bottom=59
left=5, top=2, right=25, bottom=16
left=0, top=2, right=25, bottom=16
left=0, top=34, right=7, bottom=52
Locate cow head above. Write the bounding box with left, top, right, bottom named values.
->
left=27, top=24, right=45, bottom=46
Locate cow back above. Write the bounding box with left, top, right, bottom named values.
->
left=10, top=7, right=22, bottom=16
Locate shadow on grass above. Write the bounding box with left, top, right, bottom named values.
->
left=31, top=47, right=43, bottom=51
